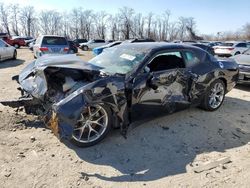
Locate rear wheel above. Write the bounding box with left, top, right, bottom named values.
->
left=71, top=104, right=112, bottom=147
left=83, top=46, right=88, bottom=51
left=234, top=51, right=240, bottom=55
left=200, top=79, right=225, bottom=111
left=14, top=44, right=20, bottom=48
left=12, top=50, right=17, bottom=60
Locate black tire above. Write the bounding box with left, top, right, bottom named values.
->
left=200, top=79, right=226, bottom=111
left=234, top=51, right=240, bottom=55
left=14, top=44, right=20, bottom=49
left=82, top=46, right=88, bottom=51
left=12, top=50, right=17, bottom=60
left=70, top=104, right=112, bottom=147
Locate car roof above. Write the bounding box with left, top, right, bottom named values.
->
left=119, top=42, right=202, bottom=52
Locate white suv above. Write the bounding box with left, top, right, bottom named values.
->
left=214, top=41, right=250, bottom=57
left=79, top=39, right=106, bottom=51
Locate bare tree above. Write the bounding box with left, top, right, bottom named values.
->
left=186, top=17, right=203, bottom=40
left=161, top=10, right=171, bottom=40
left=118, top=7, right=134, bottom=39
left=178, top=17, right=188, bottom=40
left=70, top=8, right=80, bottom=39
left=109, top=14, right=120, bottom=40
left=39, top=10, right=62, bottom=35
left=10, top=4, right=19, bottom=35
left=94, top=11, right=108, bottom=39
left=0, top=3, right=10, bottom=35
left=20, top=6, right=35, bottom=36
left=243, top=23, right=250, bottom=40
left=146, top=12, right=153, bottom=38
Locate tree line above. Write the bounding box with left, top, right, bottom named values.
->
left=0, top=3, right=249, bottom=41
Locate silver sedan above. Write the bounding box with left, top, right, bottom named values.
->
left=0, top=39, right=17, bottom=61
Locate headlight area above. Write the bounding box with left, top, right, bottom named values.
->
left=47, top=93, right=87, bottom=140
left=20, top=72, right=47, bottom=98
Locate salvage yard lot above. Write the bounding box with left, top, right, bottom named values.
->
left=0, top=48, right=250, bottom=188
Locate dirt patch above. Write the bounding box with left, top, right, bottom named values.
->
left=0, top=48, right=250, bottom=188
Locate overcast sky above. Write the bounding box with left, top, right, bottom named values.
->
left=1, top=0, right=250, bottom=35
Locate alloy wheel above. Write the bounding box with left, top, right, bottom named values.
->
left=208, top=82, right=225, bottom=109
left=72, top=105, right=108, bottom=143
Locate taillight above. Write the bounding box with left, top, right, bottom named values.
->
left=39, top=47, right=48, bottom=51
left=64, top=47, right=69, bottom=51
left=227, top=48, right=234, bottom=51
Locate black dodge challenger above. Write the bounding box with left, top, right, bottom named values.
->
left=1, top=43, right=239, bottom=147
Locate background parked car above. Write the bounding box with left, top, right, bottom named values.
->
left=73, top=39, right=87, bottom=47
left=191, top=43, right=215, bottom=56
left=28, top=40, right=36, bottom=51
left=93, top=41, right=122, bottom=55
left=214, top=41, right=250, bottom=57
left=0, top=39, right=17, bottom=61
left=122, top=38, right=155, bottom=44
left=33, top=35, right=69, bottom=58
left=68, top=40, right=78, bottom=54
left=80, top=39, right=106, bottom=51
left=231, top=48, right=250, bottom=84
left=0, top=33, right=26, bottom=48
left=25, top=38, right=36, bottom=46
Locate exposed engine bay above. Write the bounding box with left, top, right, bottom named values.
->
left=25, top=67, right=102, bottom=115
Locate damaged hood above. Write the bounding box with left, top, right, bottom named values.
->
left=19, top=54, right=102, bottom=82
left=18, top=54, right=104, bottom=99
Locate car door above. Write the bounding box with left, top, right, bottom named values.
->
left=4, top=42, right=13, bottom=58
left=236, top=43, right=248, bottom=53
left=131, top=50, right=192, bottom=120
left=0, top=40, right=7, bottom=60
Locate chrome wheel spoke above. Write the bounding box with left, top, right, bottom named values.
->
left=91, top=121, right=104, bottom=127
left=87, top=127, right=91, bottom=141
left=78, top=125, right=85, bottom=140
left=209, top=82, right=224, bottom=109
left=90, top=106, right=102, bottom=118
left=72, top=105, right=108, bottom=143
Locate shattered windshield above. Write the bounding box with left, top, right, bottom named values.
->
left=89, top=45, right=148, bottom=74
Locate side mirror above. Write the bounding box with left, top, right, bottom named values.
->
left=5, top=44, right=8, bottom=47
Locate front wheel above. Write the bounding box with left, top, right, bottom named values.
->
left=71, top=104, right=112, bottom=147
left=200, top=79, right=226, bottom=111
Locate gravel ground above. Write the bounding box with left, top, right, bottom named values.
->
left=0, top=48, right=250, bottom=188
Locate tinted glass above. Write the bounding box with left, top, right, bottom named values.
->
left=0, top=40, right=5, bottom=47
left=236, top=43, right=247, bottom=48
left=220, top=43, right=234, bottom=47
left=42, top=37, right=67, bottom=45
left=184, top=51, right=200, bottom=67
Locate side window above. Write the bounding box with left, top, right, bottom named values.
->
left=236, top=43, right=247, bottom=48
left=148, top=51, right=185, bottom=72
left=183, top=51, right=200, bottom=67
left=0, top=40, right=5, bottom=47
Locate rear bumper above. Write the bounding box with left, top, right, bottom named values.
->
left=215, top=53, right=232, bottom=57
left=238, top=71, right=250, bottom=84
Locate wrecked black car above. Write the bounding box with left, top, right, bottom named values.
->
left=1, top=43, right=239, bottom=147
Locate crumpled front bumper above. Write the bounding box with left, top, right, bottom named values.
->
left=46, top=92, right=87, bottom=140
